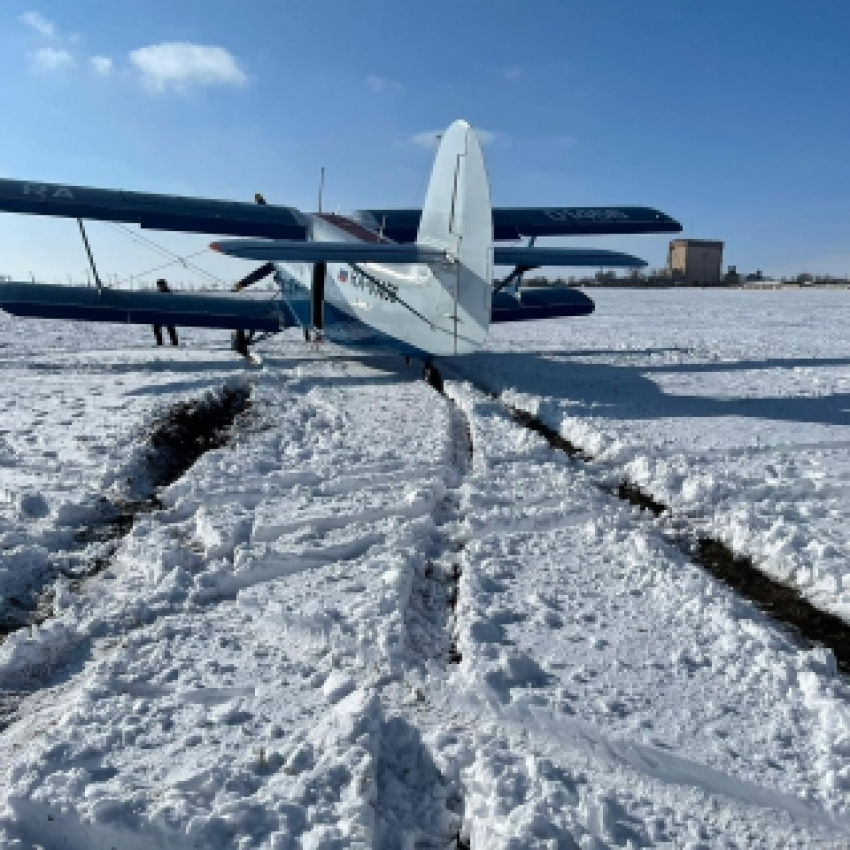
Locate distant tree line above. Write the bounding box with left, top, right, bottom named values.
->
left=519, top=270, right=850, bottom=289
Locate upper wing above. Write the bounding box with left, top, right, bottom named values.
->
left=0, top=178, right=308, bottom=239
left=354, top=206, right=682, bottom=242
left=211, top=239, right=447, bottom=264
left=493, top=246, right=646, bottom=269
left=0, top=282, right=290, bottom=331
left=491, top=206, right=682, bottom=239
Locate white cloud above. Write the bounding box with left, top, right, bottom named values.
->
left=90, top=55, right=113, bottom=75
left=365, top=74, right=403, bottom=94
left=19, top=11, right=57, bottom=39
left=129, top=42, right=248, bottom=93
left=503, top=65, right=525, bottom=81
left=410, top=127, right=507, bottom=149
left=476, top=129, right=510, bottom=146
left=31, top=46, right=74, bottom=71
left=410, top=130, right=442, bottom=149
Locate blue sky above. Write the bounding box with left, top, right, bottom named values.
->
left=1, top=0, right=848, bottom=285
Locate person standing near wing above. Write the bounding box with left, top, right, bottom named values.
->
left=152, top=278, right=179, bottom=346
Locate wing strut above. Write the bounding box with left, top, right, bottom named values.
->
left=494, top=236, right=536, bottom=293
left=77, top=219, right=103, bottom=289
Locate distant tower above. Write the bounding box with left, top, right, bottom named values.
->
left=667, top=239, right=724, bottom=285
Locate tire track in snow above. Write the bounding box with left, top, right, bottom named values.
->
left=376, top=386, right=473, bottom=847
left=454, top=371, right=850, bottom=676
left=64, top=382, right=251, bottom=585
left=403, top=395, right=472, bottom=669
left=0, top=383, right=250, bottom=730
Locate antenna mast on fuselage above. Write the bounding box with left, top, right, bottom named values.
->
left=318, top=167, right=325, bottom=214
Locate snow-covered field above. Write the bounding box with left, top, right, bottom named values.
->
left=1, top=289, right=850, bottom=847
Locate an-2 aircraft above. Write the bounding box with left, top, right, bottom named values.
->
left=0, top=120, right=680, bottom=385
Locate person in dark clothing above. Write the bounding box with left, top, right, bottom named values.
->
left=152, top=278, right=179, bottom=346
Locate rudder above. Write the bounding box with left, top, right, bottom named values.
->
left=417, top=120, right=493, bottom=354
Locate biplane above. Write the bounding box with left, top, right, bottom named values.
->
left=0, top=120, right=680, bottom=381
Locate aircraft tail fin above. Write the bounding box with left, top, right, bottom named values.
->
left=417, top=120, right=493, bottom=353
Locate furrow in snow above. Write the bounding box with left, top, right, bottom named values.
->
left=451, top=367, right=850, bottom=677
left=374, top=386, right=474, bottom=847
left=0, top=382, right=250, bottom=728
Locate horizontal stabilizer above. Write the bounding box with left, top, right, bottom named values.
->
left=0, top=178, right=308, bottom=240
left=0, top=283, right=289, bottom=332
left=492, top=287, right=595, bottom=323
left=493, top=246, right=646, bottom=269
left=211, top=239, right=447, bottom=264
left=355, top=206, right=682, bottom=242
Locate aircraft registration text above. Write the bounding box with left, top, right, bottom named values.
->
left=22, top=184, right=75, bottom=200
left=543, top=208, right=630, bottom=221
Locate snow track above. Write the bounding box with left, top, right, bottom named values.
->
left=403, top=388, right=471, bottom=669
left=467, top=378, right=850, bottom=676
left=0, top=383, right=250, bottom=642
left=382, top=387, right=474, bottom=846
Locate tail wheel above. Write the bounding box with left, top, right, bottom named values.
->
left=423, top=363, right=444, bottom=394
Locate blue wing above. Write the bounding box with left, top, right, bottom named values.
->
left=211, top=239, right=447, bottom=263
left=0, top=282, right=290, bottom=331
left=211, top=240, right=645, bottom=268
left=493, top=246, right=646, bottom=269
left=492, top=287, right=595, bottom=323
left=0, top=178, right=308, bottom=240
left=354, top=206, right=682, bottom=242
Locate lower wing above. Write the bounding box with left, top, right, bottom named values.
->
left=0, top=280, right=592, bottom=329
left=0, top=282, right=290, bottom=331
left=491, top=287, right=595, bottom=323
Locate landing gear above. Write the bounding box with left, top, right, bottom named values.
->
left=231, top=329, right=263, bottom=364
left=232, top=329, right=250, bottom=357
left=423, top=363, right=443, bottom=394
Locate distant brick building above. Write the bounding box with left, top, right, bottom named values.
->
left=668, top=239, right=724, bottom=285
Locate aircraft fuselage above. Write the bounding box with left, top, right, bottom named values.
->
left=274, top=212, right=487, bottom=360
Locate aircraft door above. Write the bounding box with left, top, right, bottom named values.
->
left=311, top=262, right=326, bottom=330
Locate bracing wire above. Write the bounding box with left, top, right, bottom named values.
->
left=114, top=249, right=212, bottom=286
left=105, top=225, right=225, bottom=287
left=99, top=221, right=229, bottom=287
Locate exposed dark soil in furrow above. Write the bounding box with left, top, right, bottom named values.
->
left=470, top=384, right=850, bottom=675
left=508, top=407, right=586, bottom=459
left=144, top=384, right=251, bottom=490
left=0, top=384, right=251, bottom=639
left=693, top=537, right=850, bottom=672
left=405, top=384, right=472, bottom=669
left=410, top=376, right=474, bottom=848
